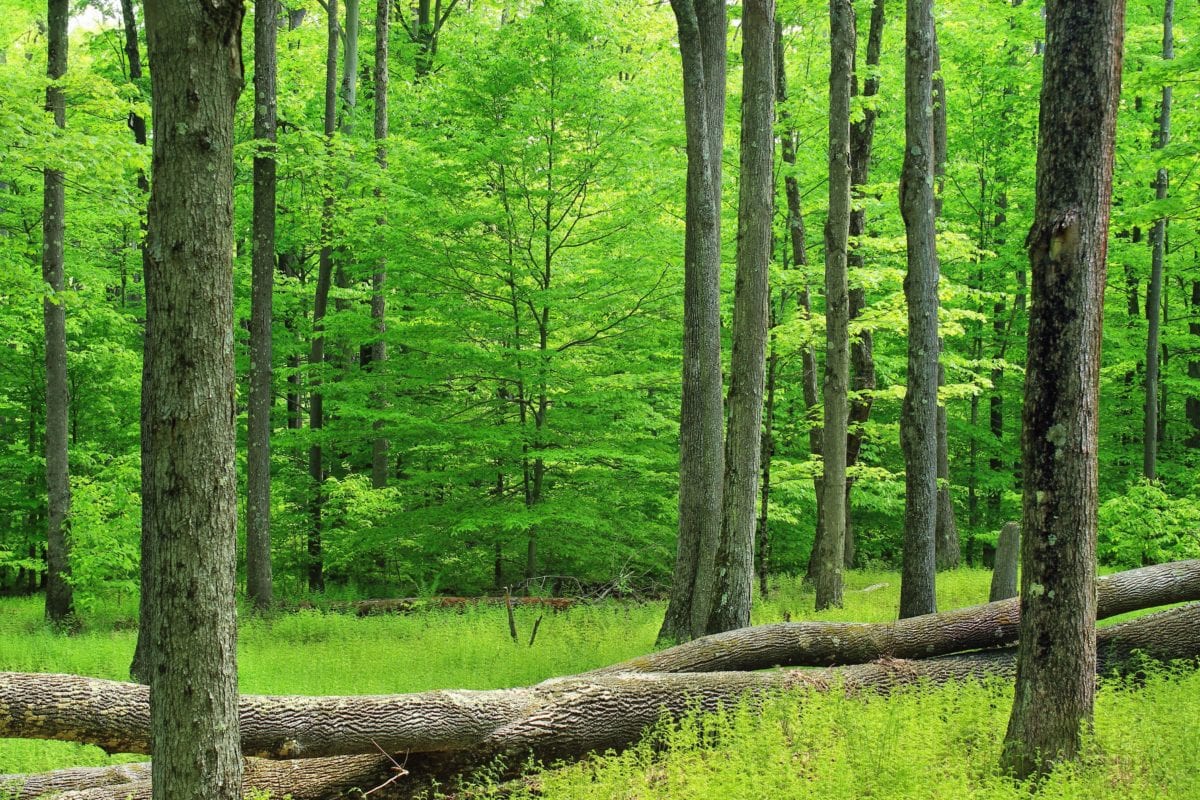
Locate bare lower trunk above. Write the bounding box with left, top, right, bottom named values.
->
left=815, top=0, right=854, bottom=612
left=1001, top=0, right=1125, bottom=778
left=42, top=0, right=73, bottom=625
left=706, top=0, right=773, bottom=635
left=989, top=521, right=1019, bottom=601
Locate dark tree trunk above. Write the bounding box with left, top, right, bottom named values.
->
left=309, top=0, right=339, bottom=593
left=42, top=0, right=73, bottom=624
left=247, top=0, right=278, bottom=613
left=899, top=0, right=939, bottom=619
left=370, top=0, right=389, bottom=490
left=706, top=0, right=773, bottom=635
left=844, top=0, right=884, bottom=569
left=1001, top=0, right=1125, bottom=778
left=814, top=0, right=854, bottom=612
left=658, top=0, right=726, bottom=644
left=1144, top=0, right=1172, bottom=480
left=1188, top=279, right=1200, bottom=447
left=140, top=0, right=246, bottom=798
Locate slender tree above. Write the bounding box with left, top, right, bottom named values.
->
left=42, top=0, right=73, bottom=624
left=1001, top=0, right=1125, bottom=778
left=706, top=0, right=774, bottom=634
left=369, top=0, right=389, bottom=490
left=309, top=0, right=339, bottom=593
left=814, top=0, right=854, bottom=612
left=898, top=0, right=939, bottom=619
left=1144, top=0, right=1172, bottom=480
left=140, top=0, right=245, bottom=798
left=247, top=0, right=278, bottom=612
left=659, top=0, right=726, bottom=644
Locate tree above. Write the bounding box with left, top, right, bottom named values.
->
left=42, top=0, right=73, bottom=624
left=1000, top=0, right=1126, bottom=778
left=813, top=0, right=853, bottom=612
left=658, top=0, right=726, bottom=644
left=705, top=0, right=774, bottom=634
left=898, top=0, right=938, bottom=619
left=247, top=0, right=279, bottom=612
left=140, top=0, right=245, bottom=798
left=1144, top=0, right=1172, bottom=480
left=369, top=0, right=389, bottom=490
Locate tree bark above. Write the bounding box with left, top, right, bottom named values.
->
left=1144, top=0, right=1172, bottom=480
left=1001, top=0, right=1125, bottom=779
left=659, top=0, right=726, bottom=644
left=706, top=0, right=773, bottom=635
left=309, top=0, right=340, bottom=593
left=989, top=521, right=1019, bottom=601
left=370, top=0, right=389, bottom=489
left=844, top=0, right=884, bottom=569
left=898, top=0, right=938, bottom=619
left=5, top=602, right=1198, bottom=800
left=247, top=0, right=279, bottom=613
left=140, top=0, right=246, bottom=799
left=815, top=0, right=854, bottom=612
left=42, top=0, right=73, bottom=624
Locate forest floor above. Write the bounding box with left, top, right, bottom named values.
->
left=2, top=569, right=1198, bottom=798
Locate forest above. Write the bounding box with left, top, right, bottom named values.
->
left=1, top=0, right=1199, bottom=797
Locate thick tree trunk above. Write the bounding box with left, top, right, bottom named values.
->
left=247, top=0, right=278, bottom=613
left=140, top=1, right=246, bottom=799
left=844, top=0, right=884, bottom=568
left=815, top=0, right=854, bottom=612
left=1001, top=0, right=1125, bottom=779
left=989, top=521, right=1020, bottom=602
left=706, top=0, right=773, bottom=635
left=42, top=0, right=73, bottom=624
left=898, top=0, right=938, bottom=619
left=5, top=602, right=1198, bottom=800
left=1144, top=0, right=1172, bottom=480
left=309, top=0, right=339, bottom=593
left=659, top=0, right=726, bottom=644
left=370, top=0, right=389, bottom=490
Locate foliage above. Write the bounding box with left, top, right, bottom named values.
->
left=1098, top=480, right=1200, bottom=567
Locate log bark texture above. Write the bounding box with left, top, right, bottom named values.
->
left=5, top=603, right=1198, bottom=800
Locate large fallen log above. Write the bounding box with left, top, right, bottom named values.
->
left=5, top=603, right=1198, bottom=800
left=2, top=600, right=1197, bottom=800
left=592, top=558, right=1200, bottom=674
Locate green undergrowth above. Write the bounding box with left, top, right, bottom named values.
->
left=2, top=569, right=1197, bottom=798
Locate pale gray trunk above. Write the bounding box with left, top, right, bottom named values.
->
left=140, top=0, right=245, bottom=798
left=1001, top=0, right=1124, bottom=778
left=1144, top=0, right=1172, bottom=480
left=898, top=0, right=938, bottom=619
left=813, top=0, right=853, bottom=612
left=706, top=0, right=773, bottom=634
left=989, top=521, right=1020, bottom=601
left=247, top=0, right=278, bottom=612
left=659, top=0, right=726, bottom=644
left=42, top=0, right=73, bottom=624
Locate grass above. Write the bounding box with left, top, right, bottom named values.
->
left=2, top=569, right=1197, bottom=799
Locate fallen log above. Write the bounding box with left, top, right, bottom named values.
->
left=1, top=600, right=1197, bottom=793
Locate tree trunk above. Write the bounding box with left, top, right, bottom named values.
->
left=844, top=0, right=884, bottom=568
left=5, top=601, right=1198, bottom=800
left=140, top=0, right=246, bottom=798
left=899, top=0, right=939, bottom=619
left=989, top=521, right=1020, bottom=602
left=815, top=0, right=854, bottom=612
left=247, top=0, right=278, bottom=613
left=1001, top=0, right=1125, bottom=779
left=42, top=0, right=73, bottom=624
left=1188, top=279, right=1200, bottom=447
left=1144, top=0, right=1172, bottom=480
left=706, top=0, right=773, bottom=635
left=309, top=0, right=340, bottom=593
left=370, top=0, right=389, bottom=490
left=658, top=0, right=726, bottom=644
